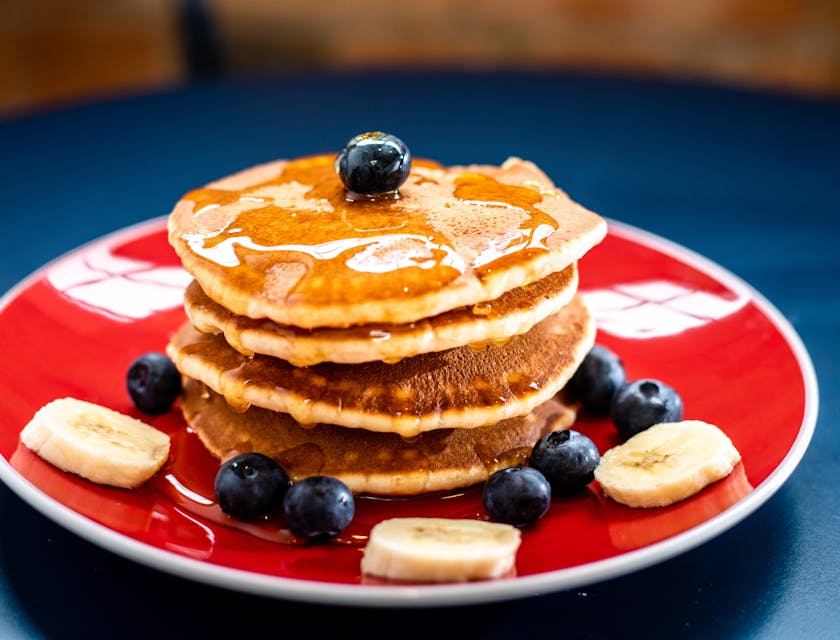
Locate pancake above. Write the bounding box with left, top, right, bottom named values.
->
left=184, top=263, right=579, bottom=366
left=180, top=378, right=578, bottom=496
left=166, top=294, right=595, bottom=438
left=168, top=155, right=606, bottom=328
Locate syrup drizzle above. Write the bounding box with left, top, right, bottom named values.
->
left=452, top=172, right=560, bottom=280
left=179, top=155, right=560, bottom=307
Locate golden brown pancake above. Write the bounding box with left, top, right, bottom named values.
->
left=183, top=264, right=578, bottom=366
left=167, top=155, right=606, bottom=328
left=180, top=378, right=578, bottom=496
left=166, top=295, right=595, bottom=438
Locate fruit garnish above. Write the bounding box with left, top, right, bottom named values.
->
left=361, top=517, right=521, bottom=582
left=610, top=379, right=683, bottom=440
left=282, top=475, right=355, bottom=541
left=19, top=397, right=171, bottom=489
left=568, top=344, right=626, bottom=414
left=126, top=352, right=181, bottom=415
left=482, top=466, right=551, bottom=528
left=530, top=429, right=600, bottom=494
left=594, top=420, right=742, bottom=508
left=214, top=452, right=290, bottom=520
left=334, top=131, right=412, bottom=196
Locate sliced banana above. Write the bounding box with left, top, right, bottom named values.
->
left=594, top=420, right=741, bottom=508
left=20, top=397, right=171, bottom=489
left=361, top=517, right=521, bottom=583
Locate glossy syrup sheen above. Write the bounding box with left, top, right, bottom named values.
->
left=180, top=155, right=561, bottom=306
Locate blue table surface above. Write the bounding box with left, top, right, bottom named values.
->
left=0, top=71, right=837, bottom=639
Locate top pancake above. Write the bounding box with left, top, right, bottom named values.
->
left=168, top=154, right=606, bottom=328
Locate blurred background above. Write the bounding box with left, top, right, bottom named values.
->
left=2, top=0, right=840, bottom=119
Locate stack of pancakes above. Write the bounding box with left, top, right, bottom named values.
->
left=166, top=154, right=607, bottom=495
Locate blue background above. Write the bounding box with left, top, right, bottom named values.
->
left=0, top=72, right=837, bottom=639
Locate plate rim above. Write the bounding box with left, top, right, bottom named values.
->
left=0, top=217, right=819, bottom=608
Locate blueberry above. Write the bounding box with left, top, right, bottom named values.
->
left=282, top=476, right=355, bottom=541
left=610, top=379, right=683, bottom=440
left=214, top=453, right=290, bottom=520
left=126, top=352, right=181, bottom=414
left=335, top=132, right=411, bottom=195
left=482, top=466, right=552, bottom=528
left=530, top=430, right=600, bottom=494
left=568, top=345, right=626, bottom=414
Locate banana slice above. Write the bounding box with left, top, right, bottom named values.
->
left=361, top=517, right=521, bottom=583
left=20, top=397, right=171, bottom=489
left=594, top=420, right=741, bottom=508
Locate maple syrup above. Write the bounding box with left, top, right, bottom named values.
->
left=177, top=155, right=562, bottom=311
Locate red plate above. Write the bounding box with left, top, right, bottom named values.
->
left=0, top=218, right=817, bottom=606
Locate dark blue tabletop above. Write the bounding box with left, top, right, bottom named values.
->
left=0, top=71, right=837, bottom=639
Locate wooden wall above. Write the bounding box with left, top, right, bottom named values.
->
left=2, top=0, right=839, bottom=117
